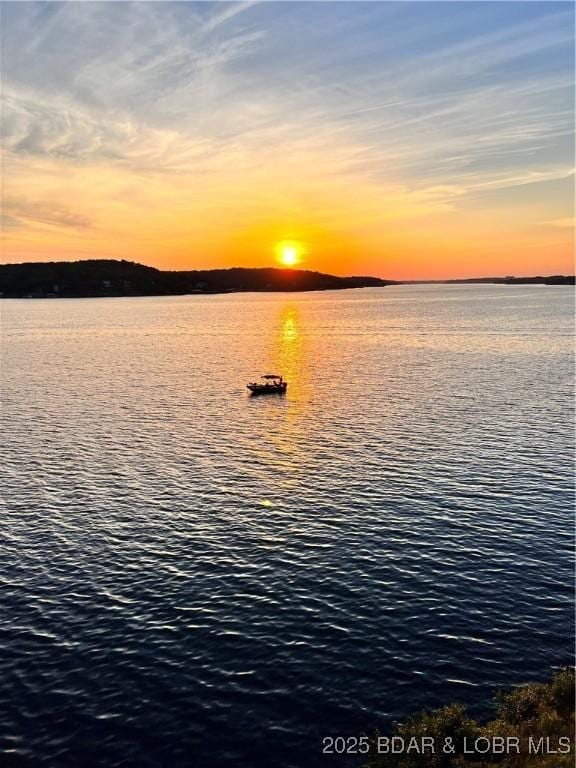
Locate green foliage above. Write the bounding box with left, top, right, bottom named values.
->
left=363, top=669, right=574, bottom=768
left=497, top=668, right=574, bottom=726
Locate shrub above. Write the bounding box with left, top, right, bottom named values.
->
left=363, top=669, right=574, bottom=768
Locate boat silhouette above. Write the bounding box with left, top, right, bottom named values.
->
left=247, top=374, right=287, bottom=395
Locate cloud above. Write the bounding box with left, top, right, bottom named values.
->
left=2, top=2, right=572, bottom=186
left=542, top=218, right=575, bottom=229
left=202, top=1, right=260, bottom=33
left=2, top=197, right=93, bottom=231
left=0, top=1, right=573, bottom=274
left=0, top=213, right=21, bottom=230
left=1, top=86, right=211, bottom=168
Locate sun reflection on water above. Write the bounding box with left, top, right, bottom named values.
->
left=275, top=305, right=302, bottom=392
left=250, top=303, right=311, bottom=493
left=282, top=313, right=297, bottom=342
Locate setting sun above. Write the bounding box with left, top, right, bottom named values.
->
left=275, top=240, right=303, bottom=267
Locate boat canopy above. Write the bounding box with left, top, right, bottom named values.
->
left=262, top=374, right=282, bottom=379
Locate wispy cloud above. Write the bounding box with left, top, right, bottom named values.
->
left=2, top=197, right=93, bottom=232
left=543, top=217, right=575, bottom=229
left=202, top=1, right=260, bottom=33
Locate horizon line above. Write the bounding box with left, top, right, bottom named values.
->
left=1, top=258, right=574, bottom=284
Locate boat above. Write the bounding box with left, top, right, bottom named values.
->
left=247, top=374, right=287, bottom=395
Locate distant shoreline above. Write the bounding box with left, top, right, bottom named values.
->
left=0, top=259, right=573, bottom=298
left=401, top=277, right=575, bottom=285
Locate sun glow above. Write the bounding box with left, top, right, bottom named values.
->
left=275, top=240, right=303, bottom=267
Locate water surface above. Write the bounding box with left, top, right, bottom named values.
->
left=1, top=285, right=573, bottom=768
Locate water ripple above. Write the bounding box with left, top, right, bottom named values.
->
left=0, top=285, right=573, bottom=768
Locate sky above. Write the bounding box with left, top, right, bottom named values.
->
left=1, top=1, right=574, bottom=279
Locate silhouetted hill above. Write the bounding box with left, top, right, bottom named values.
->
left=0, top=260, right=394, bottom=298
left=1, top=261, right=572, bottom=298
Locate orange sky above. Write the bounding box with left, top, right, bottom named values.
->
left=1, top=2, right=574, bottom=279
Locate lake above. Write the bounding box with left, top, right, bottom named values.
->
left=1, top=285, right=573, bottom=768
